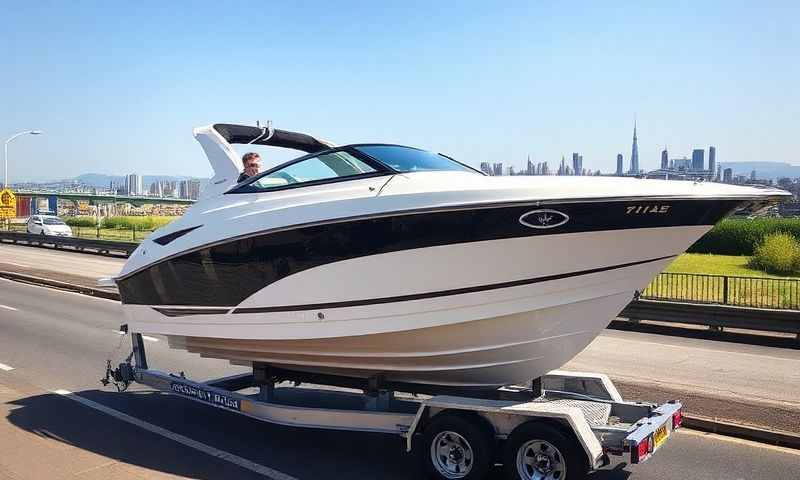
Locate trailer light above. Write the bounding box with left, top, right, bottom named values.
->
left=672, top=409, right=683, bottom=429
left=636, top=438, right=649, bottom=461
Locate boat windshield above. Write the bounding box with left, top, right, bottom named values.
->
left=242, top=151, right=377, bottom=192
left=355, top=145, right=476, bottom=173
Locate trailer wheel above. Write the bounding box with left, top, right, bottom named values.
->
left=503, top=422, right=588, bottom=480
left=422, top=412, right=494, bottom=480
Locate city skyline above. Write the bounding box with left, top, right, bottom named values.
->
left=3, top=2, right=798, bottom=181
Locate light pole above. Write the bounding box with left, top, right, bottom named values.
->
left=4, top=130, right=43, bottom=189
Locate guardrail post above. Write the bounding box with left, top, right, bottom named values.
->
left=723, top=276, right=729, bottom=305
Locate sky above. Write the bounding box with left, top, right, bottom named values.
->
left=2, top=1, right=798, bottom=181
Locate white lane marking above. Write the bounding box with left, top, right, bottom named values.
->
left=0, top=362, right=14, bottom=371
left=0, top=262, right=30, bottom=268
left=110, top=332, right=157, bottom=342
left=52, top=390, right=298, bottom=480
left=0, top=304, right=18, bottom=311
left=678, top=428, right=800, bottom=457
left=0, top=277, right=120, bottom=304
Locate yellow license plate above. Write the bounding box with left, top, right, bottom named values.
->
left=654, top=424, right=669, bottom=449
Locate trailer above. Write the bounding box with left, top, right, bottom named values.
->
left=103, top=328, right=683, bottom=480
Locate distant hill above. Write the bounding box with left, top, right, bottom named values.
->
left=75, top=173, right=207, bottom=188
left=719, top=162, right=800, bottom=180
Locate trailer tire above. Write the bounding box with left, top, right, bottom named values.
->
left=421, top=412, right=494, bottom=480
left=503, top=421, right=588, bottom=480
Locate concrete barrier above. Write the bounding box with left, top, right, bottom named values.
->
left=0, top=231, right=136, bottom=257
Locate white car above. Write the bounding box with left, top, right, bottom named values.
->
left=26, top=215, right=73, bottom=237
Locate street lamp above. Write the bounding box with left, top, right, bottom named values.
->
left=4, top=130, right=43, bottom=189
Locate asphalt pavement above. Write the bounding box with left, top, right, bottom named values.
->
left=2, top=277, right=800, bottom=479
left=2, top=241, right=798, bottom=430
left=0, top=243, right=123, bottom=287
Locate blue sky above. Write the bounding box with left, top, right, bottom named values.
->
left=2, top=1, right=798, bottom=181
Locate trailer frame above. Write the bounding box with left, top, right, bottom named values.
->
left=106, top=329, right=684, bottom=479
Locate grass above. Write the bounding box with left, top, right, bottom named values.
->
left=646, top=253, right=800, bottom=309
left=71, top=226, right=156, bottom=242
left=663, top=253, right=797, bottom=279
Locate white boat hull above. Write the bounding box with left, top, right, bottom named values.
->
left=126, top=226, right=692, bottom=387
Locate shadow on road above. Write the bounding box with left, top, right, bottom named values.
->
left=7, top=388, right=638, bottom=479
left=6, top=388, right=417, bottom=479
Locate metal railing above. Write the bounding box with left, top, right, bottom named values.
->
left=0, top=231, right=137, bottom=257
left=641, top=272, right=800, bottom=310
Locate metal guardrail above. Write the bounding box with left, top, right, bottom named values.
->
left=641, top=272, right=800, bottom=311
left=0, top=231, right=136, bottom=257
left=619, top=299, right=800, bottom=337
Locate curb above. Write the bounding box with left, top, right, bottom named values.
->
left=683, top=414, right=800, bottom=450
left=0, top=270, right=121, bottom=301
left=1, top=271, right=799, bottom=451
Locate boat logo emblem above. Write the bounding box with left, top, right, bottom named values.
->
left=519, top=209, right=570, bottom=229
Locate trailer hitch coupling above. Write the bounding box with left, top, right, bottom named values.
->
left=100, top=359, right=134, bottom=392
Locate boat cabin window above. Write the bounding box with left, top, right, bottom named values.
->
left=355, top=145, right=475, bottom=173
left=245, top=151, right=377, bottom=192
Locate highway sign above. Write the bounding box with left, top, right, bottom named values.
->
left=0, top=189, right=16, bottom=219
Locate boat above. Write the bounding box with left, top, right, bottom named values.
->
left=115, top=123, right=789, bottom=389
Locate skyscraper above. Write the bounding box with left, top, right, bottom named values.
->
left=178, top=180, right=189, bottom=199
left=708, top=146, right=716, bottom=174
left=616, top=154, right=623, bottom=176
left=629, top=122, right=639, bottom=174
left=479, top=162, right=492, bottom=175
left=572, top=153, right=582, bottom=176
left=660, top=147, right=668, bottom=170
left=691, top=149, right=704, bottom=171
left=188, top=179, right=201, bottom=200
left=723, top=168, right=733, bottom=183
left=126, top=173, right=142, bottom=196
left=492, top=163, right=503, bottom=176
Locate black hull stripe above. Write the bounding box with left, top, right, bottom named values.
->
left=119, top=198, right=742, bottom=307
left=153, top=307, right=231, bottom=317
left=230, top=254, right=676, bottom=314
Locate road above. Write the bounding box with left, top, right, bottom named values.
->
left=2, top=241, right=798, bottom=429
left=0, top=243, right=123, bottom=286
left=1, top=278, right=799, bottom=479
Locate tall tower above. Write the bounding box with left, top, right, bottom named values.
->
left=616, top=154, right=623, bottom=176
left=709, top=146, right=716, bottom=174
left=692, top=149, right=704, bottom=171
left=661, top=147, right=668, bottom=170
left=629, top=122, right=639, bottom=174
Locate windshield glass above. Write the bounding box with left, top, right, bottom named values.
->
left=245, top=151, right=377, bottom=192
left=43, top=217, right=65, bottom=225
left=355, top=145, right=475, bottom=173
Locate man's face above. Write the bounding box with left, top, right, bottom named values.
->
left=244, top=156, right=261, bottom=176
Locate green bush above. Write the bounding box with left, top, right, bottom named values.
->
left=689, top=218, right=800, bottom=255
left=748, top=232, right=800, bottom=275
left=101, top=216, right=175, bottom=230
left=64, top=216, right=97, bottom=227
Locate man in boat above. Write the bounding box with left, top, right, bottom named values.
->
left=238, top=152, right=261, bottom=183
